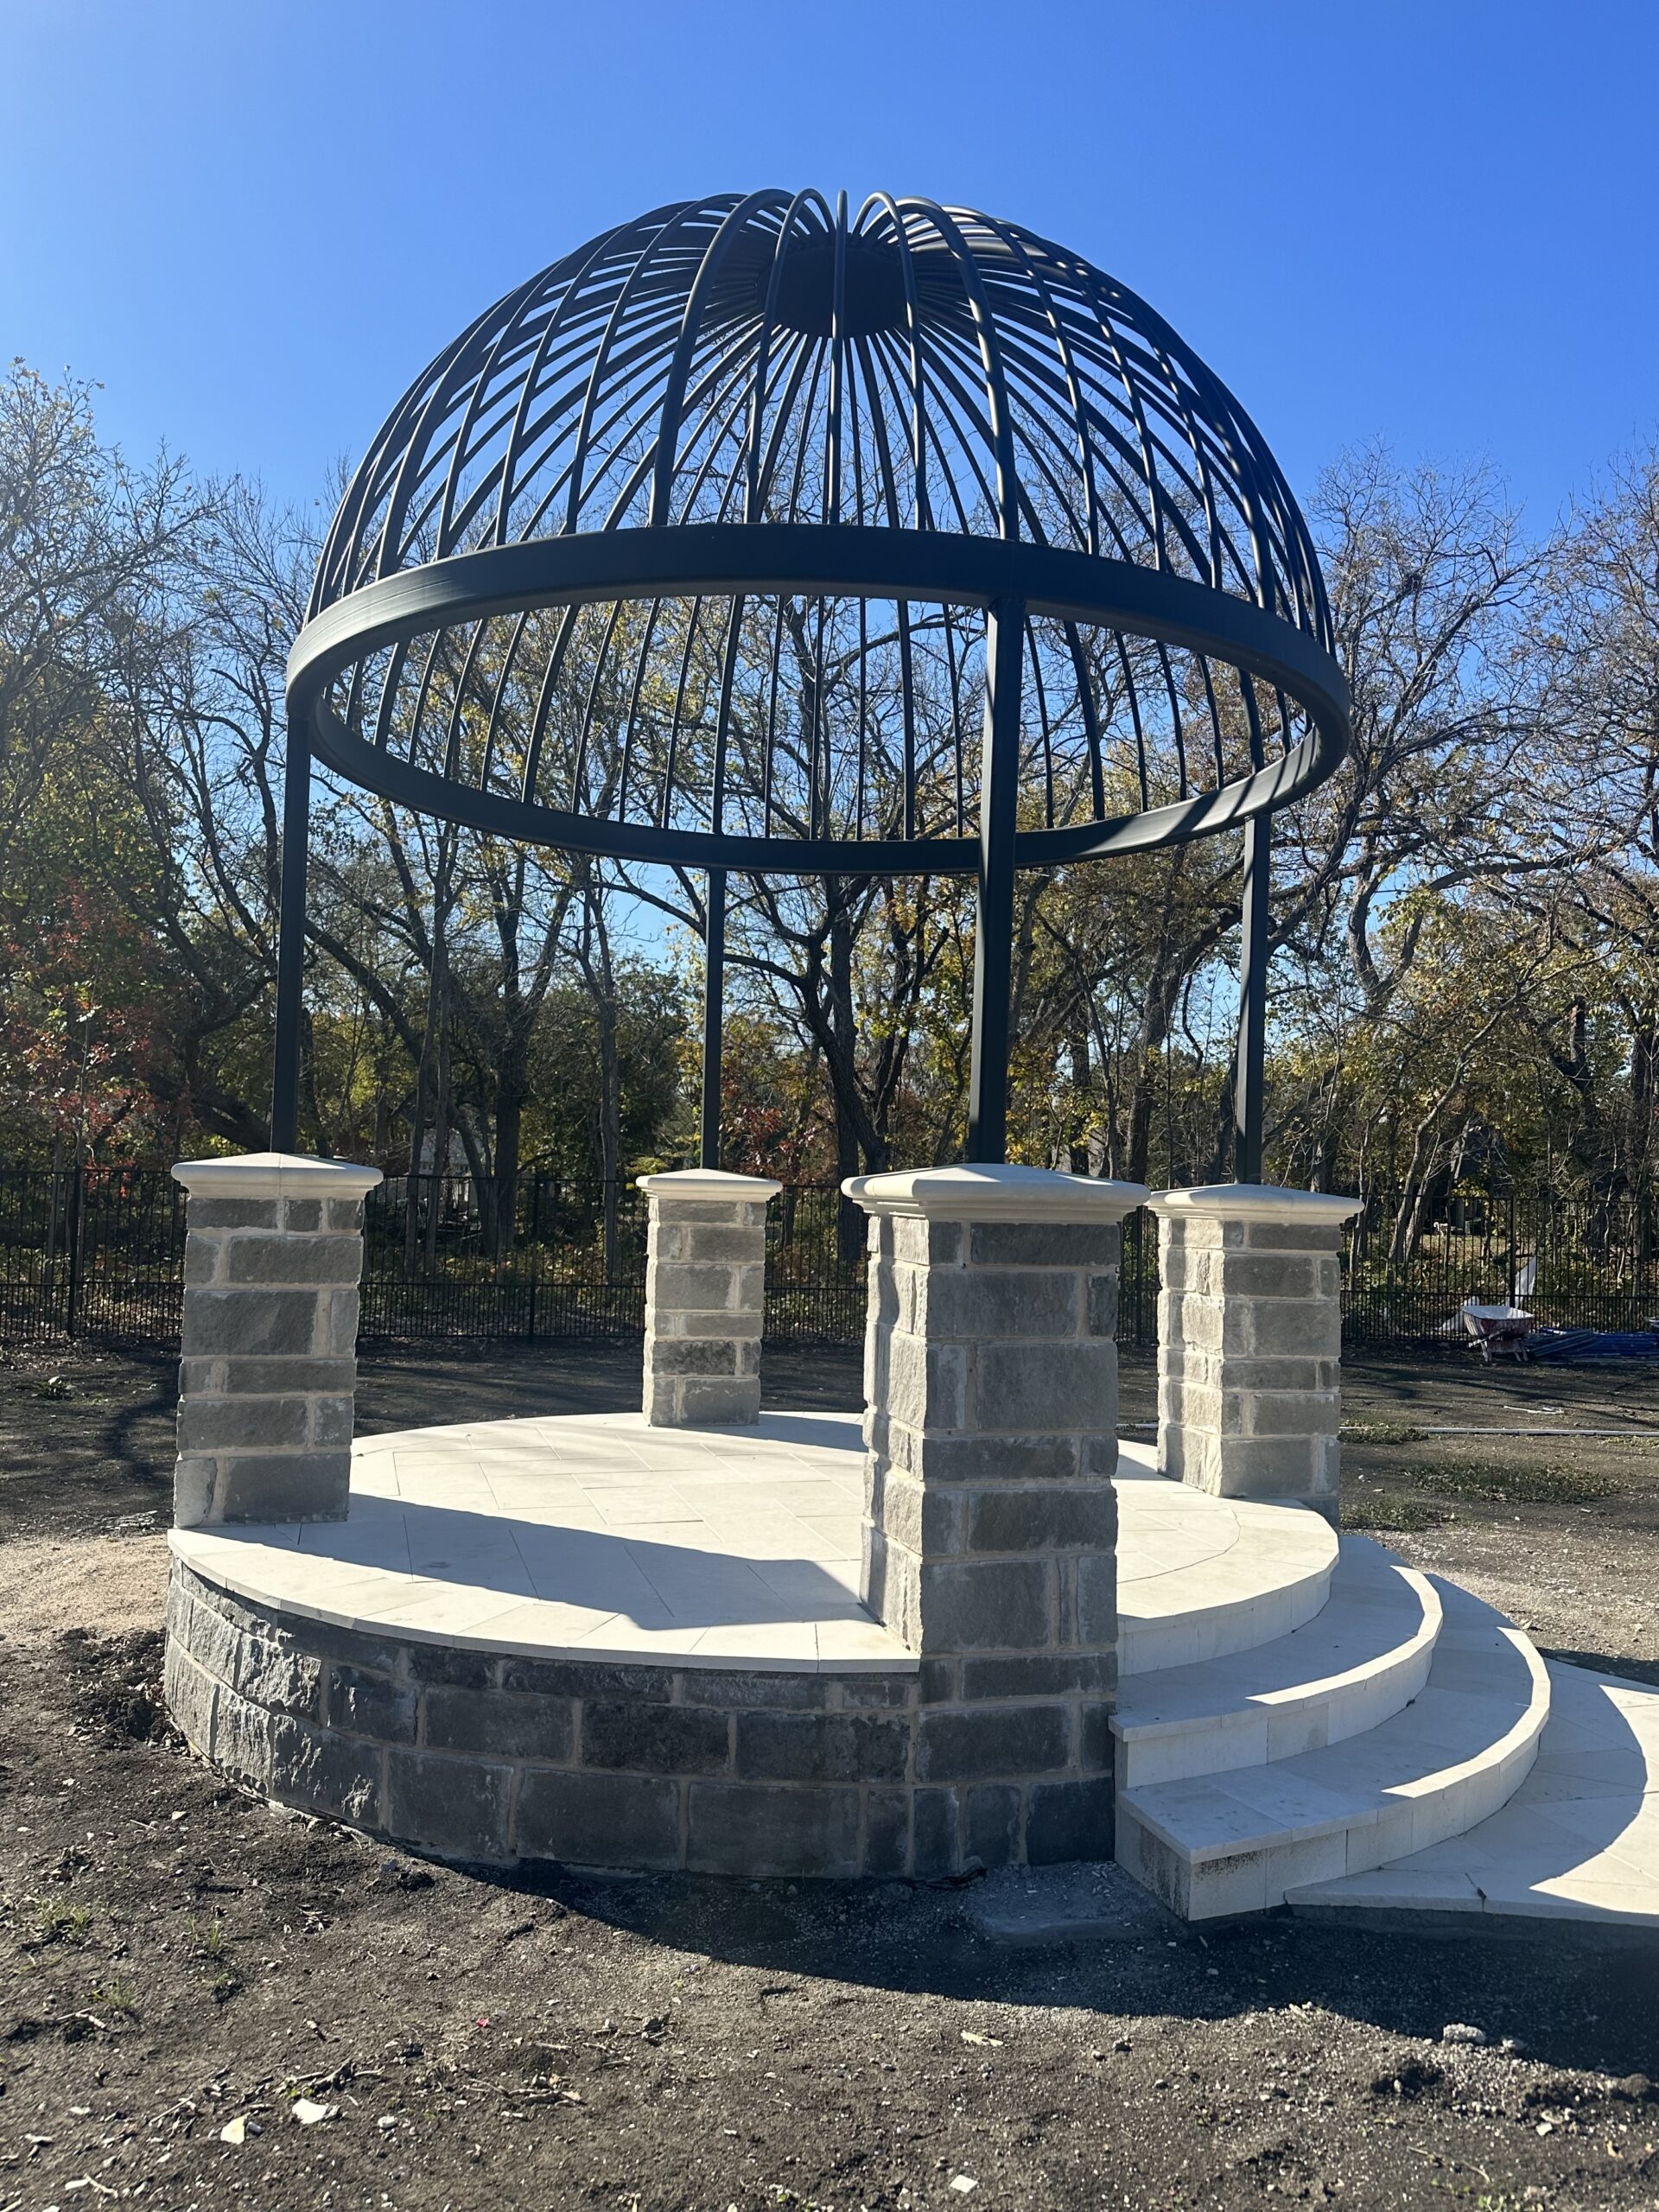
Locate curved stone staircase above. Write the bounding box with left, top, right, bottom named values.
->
left=1111, top=1445, right=1656, bottom=1929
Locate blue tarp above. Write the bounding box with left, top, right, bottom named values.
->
left=1528, top=1327, right=1659, bottom=1362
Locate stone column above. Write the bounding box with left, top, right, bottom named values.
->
left=1149, top=1183, right=1363, bottom=1522
left=847, top=1164, right=1147, bottom=1868
left=639, top=1168, right=782, bottom=1427
left=171, top=1153, right=383, bottom=1528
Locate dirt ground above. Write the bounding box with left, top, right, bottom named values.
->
left=5, top=1335, right=1659, bottom=2211
left=1327, top=1352, right=1659, bottom=1692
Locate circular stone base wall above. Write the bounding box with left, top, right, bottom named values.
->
left=165, top=1562, right=1115, bottom=1878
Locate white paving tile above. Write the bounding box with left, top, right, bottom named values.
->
left=1117, top=1481, right=1336, bottom=1678
left=816, top=1616, right=918, bottom=1670
left=1121, top=1575, right=1551, bottom=1915
left=349, top=1579, right=537, bottom=1634
left=683, top=1619, right=822, bottom=1668
left=753, top=1558, right=863, bottom=1603
left=175, top=1410, right=907, bottom=1671
left=1287, top=1658, right=1659, bottom=1932
left=176, top=1407, right=1338, bottom=1694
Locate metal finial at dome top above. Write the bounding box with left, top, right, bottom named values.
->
left=275, top=191, right=1351, bottom=1167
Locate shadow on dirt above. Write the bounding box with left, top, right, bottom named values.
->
left=354, top=1339, right=866, bottom=1433
left=1547, top=1646, right=1659, bottom=1688
left=454, top=1856, right=1659, bottom=2080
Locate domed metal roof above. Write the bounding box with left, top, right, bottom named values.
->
left=286, top=191, right=1348, bottom=873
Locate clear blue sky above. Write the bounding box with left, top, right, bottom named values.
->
left=4, top=0, right=1655, bottom=531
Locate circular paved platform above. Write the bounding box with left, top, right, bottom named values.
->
left=164, top=1412, right=1335, bottom=1882
left=176, top=1410, right=903, bottom=1674
left=170, top=1412, right=1335, bottom=1674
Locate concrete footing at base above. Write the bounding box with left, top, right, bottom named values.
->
left=164, top=1560, right=1114, bottom=1877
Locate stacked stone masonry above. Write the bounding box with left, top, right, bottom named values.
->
left=849, top=1166, right=1149, bottom=1872
left=164, top=1562, right=1116, bottom=1877
left=641, top=1170, right=780, bottom=1427
left=172, top=1155, right=382, bottom=1527
left=1153, top=1185, right=1362, bottom=1522
left=862, top=1211, right=1122, bottom=1656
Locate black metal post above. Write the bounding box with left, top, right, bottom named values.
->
left=700, top=866, right=727, bottom=1170
left=65, top=1160, right=84, bottom=1341
left=1234, top=813, right=1270, bottom=1185
left=966, top=597, right=1025, bottom=1165
left=270, top=711, right=311, bottom=1154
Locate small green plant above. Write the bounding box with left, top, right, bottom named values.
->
left=1342, top=1419, right=1426, bottom=1444
left=30, top=1899, right=93, bottom=1946
left=186, top=1913, right=239, bottom=1999
left=187, top=1912, right=226, bottom=1958
left=87, top=1977, right=137, bottom=2013
left=1344, top=1490, right=1450, bottom=1534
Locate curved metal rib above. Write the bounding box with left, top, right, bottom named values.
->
left=299, top=192, right=1345, bottom=874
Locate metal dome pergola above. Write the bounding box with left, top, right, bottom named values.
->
left=276, top=190, right=1351, bottom=1174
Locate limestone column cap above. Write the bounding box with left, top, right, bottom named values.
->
left=1147, top=1180, right=1362, bottom=1226
left=844, top=1162, right=1148, bottom=1224
left=637, top=1166, right=783, bottom=1203
left=171, top=1151, right=384, bottom=1199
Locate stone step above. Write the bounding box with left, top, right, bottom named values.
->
left=1284, top=1656, right=1659, bottom=1933
left=1113, top=1536, right=1441, bottom=1788
left=1115, top=1446, right=1339, bottom=1678
left=1115, top=1578, right=1550, bottom=1919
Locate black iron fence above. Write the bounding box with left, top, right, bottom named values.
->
left=0, top=1167, right=878, bottom=1352
left=0, top=1166, right=187, bottom=1348
left=0, top=1166, right=1164, bottom=1354
left=358, top=1173, right=650, bottom=1344
left=2, top=1166, right=1654, bottom=1356
left=1344, top=1188, right=1659, bottom=1344
left=357, top=1174, right=884, bottom=1347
